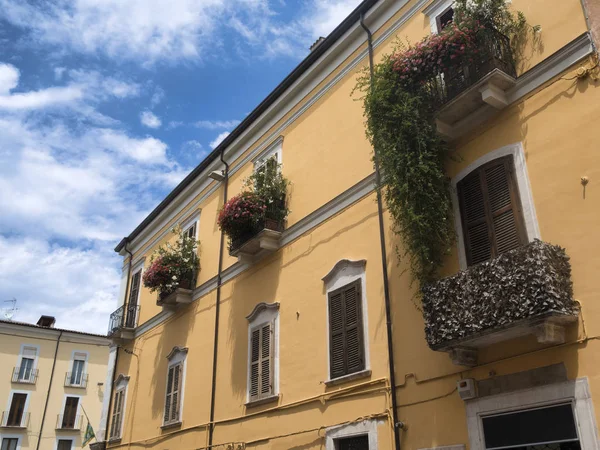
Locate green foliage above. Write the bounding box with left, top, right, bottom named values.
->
left=244, top=160, right=290, bottom=222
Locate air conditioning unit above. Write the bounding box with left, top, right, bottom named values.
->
left=457, top=378, right=477, bottom=400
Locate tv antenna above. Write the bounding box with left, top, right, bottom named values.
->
left=2, top=298, right=18, bottom=321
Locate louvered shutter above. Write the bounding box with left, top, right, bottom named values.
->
left=458, top=156, right=527, bottom=266
left=170, top=364, right=181, bottom=422
left=249, top=323, right=274, bottom=401
left=329, top=280, right=365, bottom=379
left=164, top=366, right=174, bottom=423
left=129, top=272, right=141, bottom=307
left=110, top=390, right=123, bottom=439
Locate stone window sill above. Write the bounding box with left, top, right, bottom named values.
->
left=245, top=394, right=280, bottom=408
left=161, top=421, right=182, bottom=430
left=324, top=369, right=371, bottom=387
left=107, top=438, right=121, bottom=446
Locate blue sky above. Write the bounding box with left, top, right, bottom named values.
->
left=0, top=0, right=361, bottom=333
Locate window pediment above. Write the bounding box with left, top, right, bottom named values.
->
left=166, top=346, right=188, bottom=361
left=246, top=302, right=280, bottom=322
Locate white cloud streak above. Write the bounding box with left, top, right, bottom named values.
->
left=140, top=110, right=162, bottom=129
left=209, top=131, right=230, bottom=149
left=195, top=119, right=240, bottom=129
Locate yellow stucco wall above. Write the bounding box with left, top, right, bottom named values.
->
left=110, top=0, right=598, bottom=449
left=0, top=325, right=110, bottom=450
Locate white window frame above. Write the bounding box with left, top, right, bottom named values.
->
left=109, top=375, right=129, bottom=441
left=321, top=259, right=370, bottom=383
left=125, top=259, right=144, bottom=328
left=451, top=142, right=540, bottom=270
left=423, top=0, right=454, bottom=33
left=15, top=344, right=39, bottom=382
left=59, top=394, right=82, bottom=429
left=0, top=434, right=22, bottom=450
left=54, top=436, right=76, bottom=450
left=68, top=351, right=88, bottom=387
left=325, top=418, right=379, bottom=450
left=3, top=390, right=30, bottom=428
left=180, top=212, right=200, bottom=241
left=466, top=378, right=599, bottom=449
left=163, top=347, right=188, bottom=427
left=253, top=136, right=283, bottom=173
left=245, top=303, right=280, bottom=403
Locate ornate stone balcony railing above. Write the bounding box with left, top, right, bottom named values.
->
left=422, top=240, right=579, bottom=366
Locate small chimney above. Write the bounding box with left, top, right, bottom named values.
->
left=37, top=315, right=56, bottom=328
left=310, top=36, right=326, bottom=52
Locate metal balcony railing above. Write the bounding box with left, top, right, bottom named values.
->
left=0, top=411, right=30, bottom=428
left=228, top=200, right=286, bottom=253
left=64, top=372, right=88, bottom=388
left=56, top=414, right=83, bottom=430
left=108, top=304, right=140, bottom=335
left=11, top=367, right=38, bottom=384
left=425, top=27, right=516, bottom=109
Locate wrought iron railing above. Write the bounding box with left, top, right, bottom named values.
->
left=425, top=27, right=516, bottom=108
left=11, top=367, right=38, bottom=384
left=64, top=372, right=88, bottom=388
left=108, top=304, right=140, bottom=335
left=229, top=200, right=286, bottom=253
left=56, top=414, right=83, bottom=430
left=0, top=411, right=30, bottom=428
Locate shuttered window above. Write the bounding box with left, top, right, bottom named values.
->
left=61, top=397, right=79, bottom=429
left=164, top=363, right=182, bottom=425
left=249, top=322, right=274, bottom=401
left=7, top=393, right=27, bottom=427
left=328, top=280, right=365, bottom=379
left=129, top=271, right=141, bottom=307
left=109, top=389, right=124, bottom=439
left=458, top=156, right=527, bottom=266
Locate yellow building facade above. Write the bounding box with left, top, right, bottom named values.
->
left=102, top=0, right=600, bottom=449
left=0, top=317, right=111, bottom=450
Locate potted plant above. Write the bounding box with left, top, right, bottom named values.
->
left=143, top=227, right=200, bottom=305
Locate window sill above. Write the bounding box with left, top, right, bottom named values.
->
left=245, top=394, right=280, bottom=408
left=324, top=369, right=371, bottom=387
left=161, top=421, right=182, bottom=430
left=107, top=438, right=121, bottom=445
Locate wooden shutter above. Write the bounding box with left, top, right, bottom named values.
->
left=164, top=364, right=181, bottom=424
left=110, top=390, right=124, bottom=439
left=458, top=156, right=527, bottom=266
left=249, top=323, right=273, bottom=401
left=7, top=393, right=26, bottom=426
left=129, top=271, right=141, bottom=307
left=329, top=280, right=365, bottom=379
left=62, top=397, right=78, bottom=428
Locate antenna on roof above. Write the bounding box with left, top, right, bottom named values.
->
left=2, top=298, right=18, bottom=321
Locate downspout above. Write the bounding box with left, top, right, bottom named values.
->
left=36, top=330, right=63, bottom=450
left=208, top=152, right=229, bottom=448
left=360, top=13, right=402, bottom=450
left=104, top=240, right=132, bottom=442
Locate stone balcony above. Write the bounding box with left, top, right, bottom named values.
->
left=422, top=240, right=579, bottom=366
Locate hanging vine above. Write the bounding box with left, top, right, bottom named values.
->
left=355, top=0, right=537, bottom=289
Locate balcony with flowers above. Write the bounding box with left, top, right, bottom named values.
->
left=218, top=162, right=289, bottom=261
left=143, top=228, right=200, bottom=310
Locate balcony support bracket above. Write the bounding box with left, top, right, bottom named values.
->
left=449, top=347, right=478, bottom=367
left=479, top=82, right=509, bottom=109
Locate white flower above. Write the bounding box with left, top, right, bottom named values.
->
left=172, top=276, right=177, bottom=280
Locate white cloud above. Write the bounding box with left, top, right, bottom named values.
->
left=209, top=131, right=230, bottom=149
left=195, top=119, right=240, bottom=129
left=151, top=86, right=165, bottom=106
left=53, top=66, right=66, bottom=80
left=140, top=110, right=162, bottom=129
left=302, top=0, right=359, bottom=40
left=0, top=63, right=20, bottom=94
left=167, top=120, right=184, bottom=130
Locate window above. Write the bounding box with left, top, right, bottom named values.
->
left=183, top=222, right=196, bottom=240
left=125, top=270, right=141, bottom=328
left=337, top=436, right=369, bottom=450
left=328, top=280, right=365, bottom=379
left=163, top=347, right=187, bottom=426
left=16, top=346, right=37, bottom=383
left=457, top=155, right=527, bottom=266
left=246, top=303, right=279, bottom=403
left=436, top=6, right=454, bottom=30
left=69, top=353, right=86, bottom=386
left=109, top=389, right=125, bottom=440
left=424, top=0, right=455, bottom=33
left=56, top=440, right=72, bottom=450
left=325, top=419, right=377, bottom=450
left=6, top=393, right=27, bottom=427
left=61, top=397, right=79, bottom=429
left=1, top=439, right=18, bottom=450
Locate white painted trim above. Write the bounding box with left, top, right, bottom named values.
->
left=246, top=304, right=280, bottom=402
left=323, top=260, right=370, bottom=382
left=253, top=136, right=283, bottom=171
left=98, top=345, right=117, bottom=439
left=180, top=211, right=200, bottom=240
left=163, top=349, right=187, bottom=426
left=3, top=390, right=31, bottom=428
left=451, top=142, right=540, bottom=270
left=423, top=0, right=454, bottom=33
left=68, top=350, right=89, bottom=387
left=325, top=418, right=379, bottom=450
left=110, top=377, right=129, bottom=440
left=15, top=343, right=40, bottom=383
left=0, top=433, right=23, bottom=450
left=54, top=436, right=77, bottom=450
left=59, top=394, right=83, bottom=428
left=466, top=378, right=599, bottom=450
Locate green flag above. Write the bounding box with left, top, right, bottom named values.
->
left=82, top=421, right=95, bottom=447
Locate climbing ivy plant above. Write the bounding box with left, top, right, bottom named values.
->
left=355, top=0, right=537, bottom=290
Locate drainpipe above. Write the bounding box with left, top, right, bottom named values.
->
left=360, top=13, right=402, bottom=450
left=208, top=152, right=229, bottom=448
left=103, top=240, right=132, bottom=442
left=36, top=330, right=63, bottom=450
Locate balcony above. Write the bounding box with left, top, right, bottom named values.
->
left=11, top=367, right=38, bottom=385
left=156, top=270, right=196, bottom=310
left=422, top=240, right=579, bottom=366
left=56, top=414, right=83, bottom=431
left=228, top=201, right=285, bottom=261
left=426, top=28, right=517, bottom=140
left=108, top=304, right=140, bottom=341
left=0, top=412, right=30, bottom=429
left=64, top=372, right=88, bottom=388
